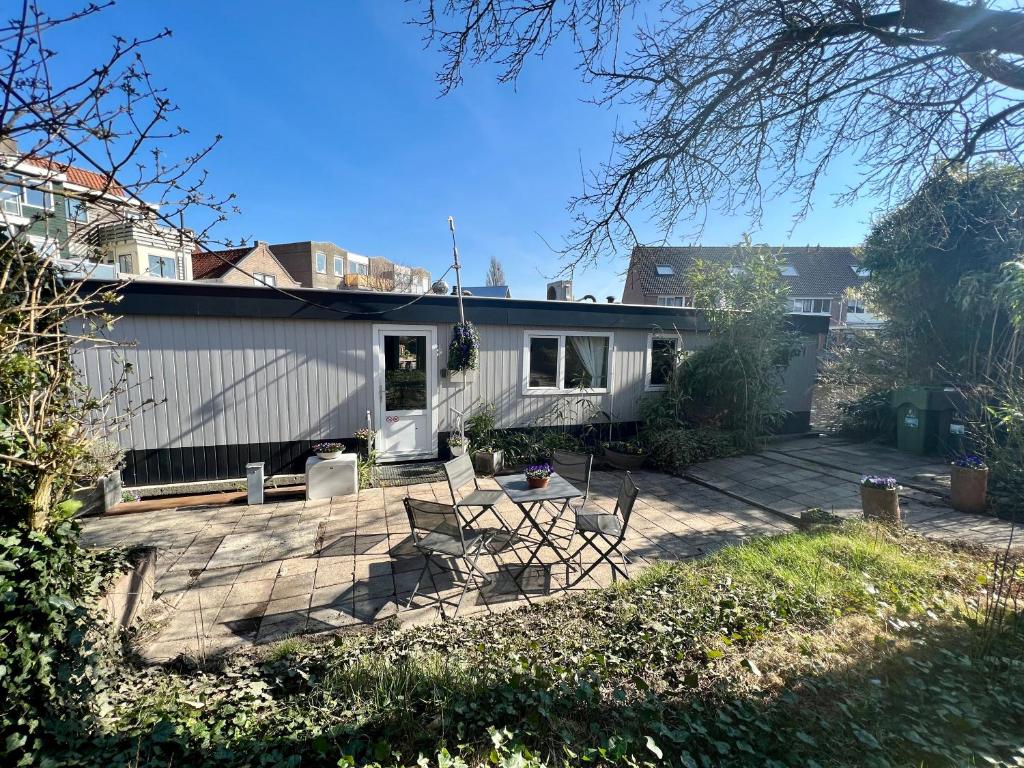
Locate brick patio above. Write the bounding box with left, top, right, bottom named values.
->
left=80, top=438, right=1019, bottom=662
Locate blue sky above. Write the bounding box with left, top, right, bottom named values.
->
left=56, top=1, right=879, bottom=299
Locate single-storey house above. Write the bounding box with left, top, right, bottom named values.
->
left=77, top=280, right=826, bottom=486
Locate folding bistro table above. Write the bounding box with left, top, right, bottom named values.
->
left=495, top=472, right=583, bottom=585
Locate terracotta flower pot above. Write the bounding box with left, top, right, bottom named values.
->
left=861, top=485, right=901, bottom=525
left=950, top=465, right=988, bottom=514
left=527, top=476, right=550, bottom=489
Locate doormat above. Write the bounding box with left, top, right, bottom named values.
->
left=373, top=462, right=447, bottom=488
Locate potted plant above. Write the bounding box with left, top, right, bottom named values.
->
left=860, top=475, right=900, bottom=524
left=950, top=453, right=988, bottom=514
left=448, top=433, right=469, bottom=457
left=353, top=427, right=376, bottom=457
left=467, top=403, right=504, bottom=475
left=313, top=441, right=345, bottom=460
left=604, top=440, right=646, bottom=471
left=525, top=462, right=553, bottom=489
left=447, top=321, right=480, bottom=382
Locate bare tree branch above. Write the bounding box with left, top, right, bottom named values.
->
left=418, top=0, right=1024, bottom=268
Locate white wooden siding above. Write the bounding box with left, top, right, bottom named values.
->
left=78, top=314, right=809, bottom=453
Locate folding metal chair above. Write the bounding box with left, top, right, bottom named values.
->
left=569, top=472, right=640, bottom=584
left=403, top=497, right=492, bottom=619
left=550, top=449, right=593, bottom=511
left=444, top=454, right=510, bottom=532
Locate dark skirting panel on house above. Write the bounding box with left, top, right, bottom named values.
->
left=123, top=439, right=359, bottom=486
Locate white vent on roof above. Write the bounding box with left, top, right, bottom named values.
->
left=781, top=263, right=798, bottom=276
left=655, top=264, right=674, bottom=276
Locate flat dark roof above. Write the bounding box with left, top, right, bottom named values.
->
left=80, top=279, right=829, bottom=334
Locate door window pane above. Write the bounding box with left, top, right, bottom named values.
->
left=650, top=338, right=677, bottom=387
left=384, top=335, right=427, bottom=410
left=528, top=337, right=558, bottom=388
left=565, top=335, right=609, bottom=389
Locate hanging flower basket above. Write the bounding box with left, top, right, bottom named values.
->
left=448, top=321, right=480, bottom=373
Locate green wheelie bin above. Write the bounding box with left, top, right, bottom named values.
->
left=891, top=386, right=959, bottom=456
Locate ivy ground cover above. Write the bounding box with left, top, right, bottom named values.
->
left=54, top=523, right=1023, bottom=767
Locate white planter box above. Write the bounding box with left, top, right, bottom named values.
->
left=305, top=454, right=358, bottom=500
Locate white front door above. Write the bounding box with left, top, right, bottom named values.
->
left=373, top=325, right=437, bottom=461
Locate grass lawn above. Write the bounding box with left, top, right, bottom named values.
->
left=57, top=523, right=1023, bottom=767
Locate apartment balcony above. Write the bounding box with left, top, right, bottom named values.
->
left=86, top=220, right=192, bottom=251
left=344, top=273, right=373, bottom=289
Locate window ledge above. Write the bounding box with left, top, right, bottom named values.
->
left=523, top=387, right=609, bottom=396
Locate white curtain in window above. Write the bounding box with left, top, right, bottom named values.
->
left=569, top=335, right=608, bottom=387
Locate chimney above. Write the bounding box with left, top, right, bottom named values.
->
left=606, top=296, right=615, bottom=303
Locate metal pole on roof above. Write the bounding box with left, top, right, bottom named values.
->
left=449, top=216, right=465, bottom=325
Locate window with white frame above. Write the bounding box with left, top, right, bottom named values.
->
left=27, top=234, right=57, bottom=257
left=656, top=295, right=692, bottom=307
left=655, top=264, right=674, bottom=276
left=333, top=255, right=344, bottom=275
left=646, top=334, right=687, bottom=389
left=315, top=250, right=327, bottom=273
left=0, top=174, right=22, bottom=215
left=65, top=198, right=88, bottom=223
left=148, top=254, right=177, bottom=279
left=253, top=272, right=277, bottom=287
left=349, top=261, right=369, bottom=276
left=23, top=180, right=52, bottom=209
left=523, top=332, right=612, bottom=393
left=847, top=298, right=866, bottom=314
left=792, top=297, right=831, bottom=314
left=1, top=173, right=53, bottom=213
left=117, top=253, right=132, bottom=274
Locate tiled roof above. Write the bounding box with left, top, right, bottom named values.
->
left=191, top=246, right=255, bottom=280
left=21, top=156, right=126, bottom=197
left=625, top=245, right=864, bottom=298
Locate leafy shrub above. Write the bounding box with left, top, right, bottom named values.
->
left=836, top=389, right=896, bottom=442
left=640, top=427, right=742, bottom=474
left=476, top=426, right=586, bottom=466
left=465, top=402, right=498, bottom=449
left=604, top=440, right=644, bottom=456
left=641, top=243, right=799, bottom=446
left=1, top=521, right=125, bottom=765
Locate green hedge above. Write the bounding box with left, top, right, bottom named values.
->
left=640, top=427, right=744, bottom=474
left=1, top=521, right=125, bottom=766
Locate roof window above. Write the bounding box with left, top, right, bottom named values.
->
left=655, top=264, right=674, bottom=276
left=781, top=263, right=799, bottom=276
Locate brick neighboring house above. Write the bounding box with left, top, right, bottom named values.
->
left=622, top=245, right=882, bottom=331
left=191, top=241, right=300, bottom=288
left=267, top=240, right=368, bottom=290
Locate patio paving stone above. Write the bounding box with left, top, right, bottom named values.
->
left=82, top=441, right=1021, bottom=660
